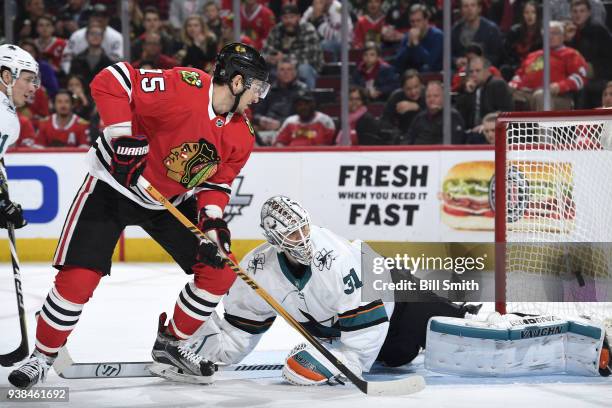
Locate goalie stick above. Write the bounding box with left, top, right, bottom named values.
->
left=136, top=176, right=426, bottom=396
left=53, top=347, right=283, bottom=379
left=0, top=168, right=29, bottom=367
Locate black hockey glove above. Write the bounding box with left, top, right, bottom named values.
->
left=197, top=241, right=226, bottom=269
left=110, top=135, right=149, bottom=188
left=196, top=212, right=231, bottom=269
left=0, top=189, right=27, bottom=229
left=199, top=215, right=231, bottom=254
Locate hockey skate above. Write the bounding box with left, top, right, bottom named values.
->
left=8, top=349, right=56, bottom=389
left=150, top=313, right=216, bottom=384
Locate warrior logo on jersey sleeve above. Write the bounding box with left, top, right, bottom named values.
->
left=163, top=139, right=220, bottom=188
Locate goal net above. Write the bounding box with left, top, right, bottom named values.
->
left=495, top=110, right=612, bottom=327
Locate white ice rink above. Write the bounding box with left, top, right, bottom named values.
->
left=1, top=263, right=610, bottom=407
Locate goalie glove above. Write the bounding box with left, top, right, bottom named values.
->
left=110, top=135, right=149, bottom=188
left=282, top=343, right=359, bottom=386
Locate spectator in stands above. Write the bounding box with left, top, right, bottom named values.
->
left=254, top=57, right=308, bottom=133
left=567, top=0, right=612, bottom=109
left=382, top=0, right=411, bottom=44
left=601, top=81, right=612, bottom=108
left=177, top=15, right=218, bottom=72
left=20, top=39, right=59, bottom=99
left=551, top=0, right=607, bottom=27
left=217, top=14, right=256, bottom=52
left=352, top=42, right=399, bottom=101
left=509, top=21, right=588, bottom=111
left=451, top=0, right=504, bottom=67
left=25, top=89, right=91, bottom=148
left=61, top=4, right=123, bottom=73
left=381, top=69, right=425, bottom=140
left=132, top=6, right=178, bottom=62
left=66, top=74, right=94, bottom=121
left=15, top=0, right=46, bottom=40
left=466, top=111, right=497, bottom=144
left=128, top=0, right=145, bottom=39
left=35, top=14, right=67, bottom=75
left=502, top=0, right=542, bottom=80
left=452, top=42, right=503, bottom=92
left=353, top=0, right=386, bottom=49
left=240, top=0, right=276, bottom=50
left=301, top=0, right=351, bottom=62
left=169, top=0, right=208, bottom=33
left=69, top=25, right=115, bottom=86
left=262, top=4, right=323, bottom=89
left=204, top=1, right=223, bottom=40
left=394, top=4, right=443, bottom=74
left=400, top=81, right=466, bottom=145
left=339, top=86, right=385, bottom=145
left=275, top=89, right=336, bottom=146
left=134, top=32, right=179, bottom=69
left=56, top=0, right=90, bottom=35
left=16, top=113, right=37, bottom=147
left=456, top=56, right=512, bottom=135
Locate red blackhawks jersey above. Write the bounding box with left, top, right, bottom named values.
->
left=240, top=5, right=276, bottom=50
left=275, top=112, right=336, bottom=146
left=353, top=15, right=385, bottom=49
left=35, top=114, right=90, bottom=147
left=509, top=46, right=588, bottom=94
left=35, top=37, right=67, bottom=71
left=89, top=62, right=255, bottom=211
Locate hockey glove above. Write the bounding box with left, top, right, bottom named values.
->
left=196, top=207, right=231, bottom=269
left=110, top=135, right=149, bottom=188
left=0, top=189, right=26, bottom=229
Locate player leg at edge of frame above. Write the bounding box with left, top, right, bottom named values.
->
left=149, top=195, right=481, bottom=387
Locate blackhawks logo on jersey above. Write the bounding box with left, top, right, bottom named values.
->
left=179, top=70, right=202, bottom=88
left=164, top=139, right=220, bottom=189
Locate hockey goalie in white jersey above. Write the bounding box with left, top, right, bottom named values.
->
left=150, top=195, right=476, bottom=385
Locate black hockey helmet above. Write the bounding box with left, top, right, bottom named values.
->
left=213, top=42, right=269, bottom=86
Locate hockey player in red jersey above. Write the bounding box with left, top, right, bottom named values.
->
left=8, top=43, right=270, bottom=389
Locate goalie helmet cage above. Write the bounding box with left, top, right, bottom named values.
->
left=495, top=109, right=612, bottom=326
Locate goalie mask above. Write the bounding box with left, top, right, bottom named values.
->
left=260, top=196, right=313, bottom=265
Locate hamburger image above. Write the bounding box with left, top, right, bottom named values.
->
left=440, top=161, right=494, bottom=230
left=506, top=161, right=576, bottom=234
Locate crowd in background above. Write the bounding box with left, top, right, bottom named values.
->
left=2, top=0, right=612, bottom=147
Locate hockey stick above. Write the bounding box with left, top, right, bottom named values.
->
left=0, top=170, right=29, bottom=367
left=137, top=177, right=426, bottom=396
left=53, top=347, right=283, bottom=379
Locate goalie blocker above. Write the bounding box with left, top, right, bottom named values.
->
left=425, top=313, right=611, bottom=377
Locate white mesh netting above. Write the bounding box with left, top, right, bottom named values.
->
left=503, top=117, right=612, bottom=327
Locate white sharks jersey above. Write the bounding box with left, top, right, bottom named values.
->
left=190, top=225, right=393, bottom=375
left=0, top=91, right=19, bottom=160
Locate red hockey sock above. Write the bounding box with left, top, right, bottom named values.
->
left=168, top=261, right=236, bottom=339
left=35, top=266, right=102, bottom=354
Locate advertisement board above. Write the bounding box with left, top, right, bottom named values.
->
left=1, top=147, right=494, bottom=260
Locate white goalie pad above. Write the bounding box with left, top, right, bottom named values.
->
left=424, top=313, right=606, bottom=377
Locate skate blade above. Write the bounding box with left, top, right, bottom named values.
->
left=149, top=363, right=214, bottom=385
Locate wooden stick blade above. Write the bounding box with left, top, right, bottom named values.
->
left=365, top=375, right=426, bottom=396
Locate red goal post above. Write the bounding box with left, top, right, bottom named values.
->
left=495, top=109, right=612, bottom=323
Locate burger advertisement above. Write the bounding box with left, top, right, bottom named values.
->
left=439, top=160, right=576, bottom=235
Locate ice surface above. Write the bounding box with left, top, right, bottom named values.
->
left=1, top=263, right=610, bottom=407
